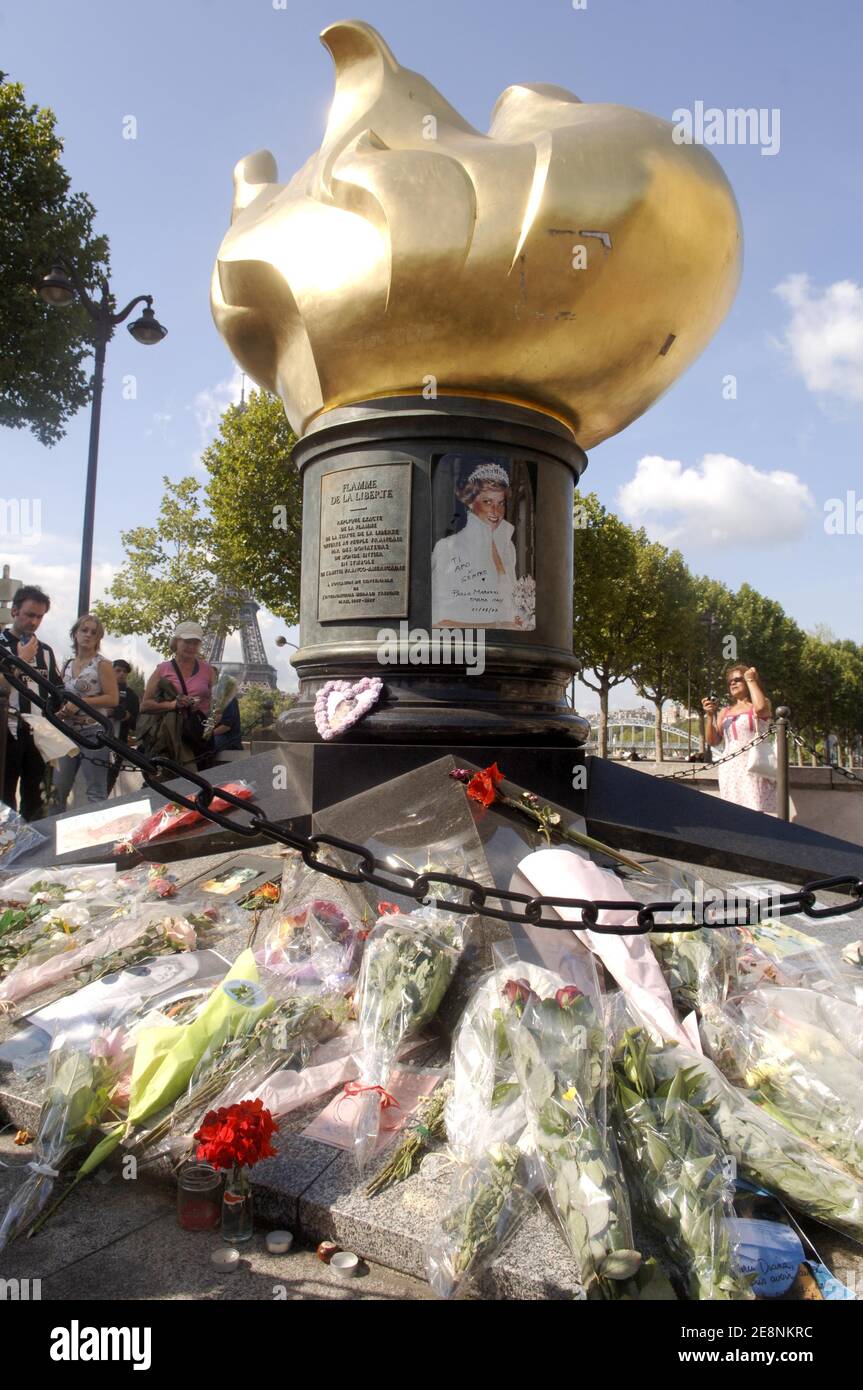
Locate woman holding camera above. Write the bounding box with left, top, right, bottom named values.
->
left=140, top=621, right=216, bottom=768
left=702, top=664, right=776, bottom=813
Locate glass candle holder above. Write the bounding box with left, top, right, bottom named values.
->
left=177, top=1162, right=222, bottom=1232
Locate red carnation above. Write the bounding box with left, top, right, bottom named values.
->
left=555, top=985, right=583, bottom=1008
left=465, top=763, right=504, bottom=809
left=194, top=1098, right=278, bottom=1171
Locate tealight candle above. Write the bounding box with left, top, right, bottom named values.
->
left=266, top=1230, right=294, bottom=1255
left=211, top=1246, right=240, bottom=1271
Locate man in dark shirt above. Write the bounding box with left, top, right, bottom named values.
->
left=107, top=660, right=141, bottom=793
left=0, top=585, right=60, bottom=820
left=213, top=695, right=243, bottom=754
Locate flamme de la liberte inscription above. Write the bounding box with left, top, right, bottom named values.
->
left=318, top=462, right=412, bottom=621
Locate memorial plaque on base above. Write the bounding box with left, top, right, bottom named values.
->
left=318, top=461, right=411, bottom=621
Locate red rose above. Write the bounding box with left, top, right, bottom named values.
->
left=466, top=763, right=504, bottom=808
left=194, top=1098, right=278, bottom=1170
left=555, top=985, right=583, bottom=1008
left=503, top=978, right=538, bottom=1009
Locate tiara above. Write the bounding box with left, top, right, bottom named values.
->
left=464, top=462, right=510, bottom=487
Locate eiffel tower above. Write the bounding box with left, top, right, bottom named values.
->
left=203, top=592, right=278, bottom=690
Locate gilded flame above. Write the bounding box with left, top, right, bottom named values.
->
left=211, top=20, right=742, bottom=448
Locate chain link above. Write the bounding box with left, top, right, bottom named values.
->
left=788, top=728, right=863, bottom=785
left=655, top=725, right=775, bottom=781
left=2, top=647, right=861, bottom=933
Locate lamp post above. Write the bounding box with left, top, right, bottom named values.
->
left=697, top=610, right=720, bottom=757
left=39, top=262, right=167, bottom=617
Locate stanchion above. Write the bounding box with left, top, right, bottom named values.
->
left=0, top=686, right=8, bottom=801
left=775, top=705, right=790, bottom=821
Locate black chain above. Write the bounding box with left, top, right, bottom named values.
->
left=2, top=647, right=862, bottom=933
left=655, top=725, right=775, bottom=780
left=789, top=728, right=863, bottom=785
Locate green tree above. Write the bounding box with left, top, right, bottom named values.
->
left=687, top=575, right=736, bottom=754
left=726, top=583, right=804, bottom=709
left=632, top=544, right=697, bottom=762
left=0, top=73, right=110, bottom=444
left=95, top=477, right=232, bottom=653
left=203, top=389, right=302, bottom=625
left=572, top=493, right=656, bottom=757
left=238, top=686, right=295, bottom=738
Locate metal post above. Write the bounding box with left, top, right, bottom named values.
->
left=775, top=705, right=790, bottom=821
left=0, top=686, right=8, bottom=799
left=77, top=331, right=107, bottom=617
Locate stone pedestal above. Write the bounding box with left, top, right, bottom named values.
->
left=278, top=395, right=590, bottom=745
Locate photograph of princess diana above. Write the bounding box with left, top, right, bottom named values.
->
left=431, top=454, right=536, bottom=630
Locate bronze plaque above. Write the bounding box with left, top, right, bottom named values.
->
left=318, top=462, right=412, bottom=621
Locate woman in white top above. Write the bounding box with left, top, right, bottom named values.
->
left=432, top=463, right=520, bottom=628
left=52, top=614, right=119, bottom=811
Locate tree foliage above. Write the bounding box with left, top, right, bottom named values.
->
left=238, top=686, right=295, bottom=737
left=571, top=492, right=660, bottom=756
left=203, top=389, right=302, bottom=625
left=94, top=477, right=231, bottom=654
left=0, top=73, right=110, bottom=444
left=573, top=494, right=863, bottom=762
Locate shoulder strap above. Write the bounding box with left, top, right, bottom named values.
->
left=171, top=658, right=189, bottom=695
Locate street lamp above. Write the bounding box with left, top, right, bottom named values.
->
left=39, top=260, right=167, bottom=616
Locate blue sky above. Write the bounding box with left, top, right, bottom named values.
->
left=2, top=0, right=861, bottom=705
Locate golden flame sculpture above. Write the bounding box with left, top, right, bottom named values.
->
left=211, top=20, right=741, bottom=448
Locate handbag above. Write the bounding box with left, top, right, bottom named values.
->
left=171, top=660, right=212, bottom=756
left=746, top=712, right=778, bottom=782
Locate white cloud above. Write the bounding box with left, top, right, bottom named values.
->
left=616, top=453, right=815, bottom=547
left=774, top=274, right=863, bottom=401
left=191, top=368, right=244, bottom=471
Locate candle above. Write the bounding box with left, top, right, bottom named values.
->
left=211, top=1247, right=240, bottom=1271
left=266, top=1230, right=294, bottom=1254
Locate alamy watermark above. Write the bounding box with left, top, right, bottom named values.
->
left=824, top=490, right=863, bottom=535
left=670, top=881, right=782, bottom=926
left=0, top=498, right=42, bottom=543
left=376, top=622, right=486, bottom=676
left=672, top=101, right=780, bottom=157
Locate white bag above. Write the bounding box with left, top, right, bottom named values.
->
left=20, top=713, right=78, bottom=764
left=746, top=720, right=778, bottom=781
left=110, top=767, right=146, bottom=799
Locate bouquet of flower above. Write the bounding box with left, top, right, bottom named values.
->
left=634, top=1030, right=863, bottom=1241
left=0, top=909, right=198, bottom=1010
left=256, top=895, right=363, bottom=994
left=365, top=1079, right=451, bottom=1197
left=28, top=949, right=278, bottom=1235
left=649, top=925, right=738, bottom=1017
left=498, top=960, right=641, bottom=1298
left=129, top=990, right=348, bottom=1166
left=733, top=917, right=863, bottom=1007
left=613, top=1029, right=753, bottom=1301
left=0, top=799, right=46, bottom=867
left=0, top=1027, right=133, bottom=1250
left=194, top=1096, right=278, bottom=1170
left=115, top=781, right=254, bottom=853
left=426, top=971, right=539, bottom=1297
left=0, top=902, right=97, bottom=981
left=450, top=764, right=646, bottom=872
left=348, top=908, right=463, bottom=1172
left=113, top=862, right=180, bottom=902
left=203, top=674, right=239, bottom=738
left=702, top=986, right=863, bottom=1179
left=240, top=880, right=280, bottom=912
